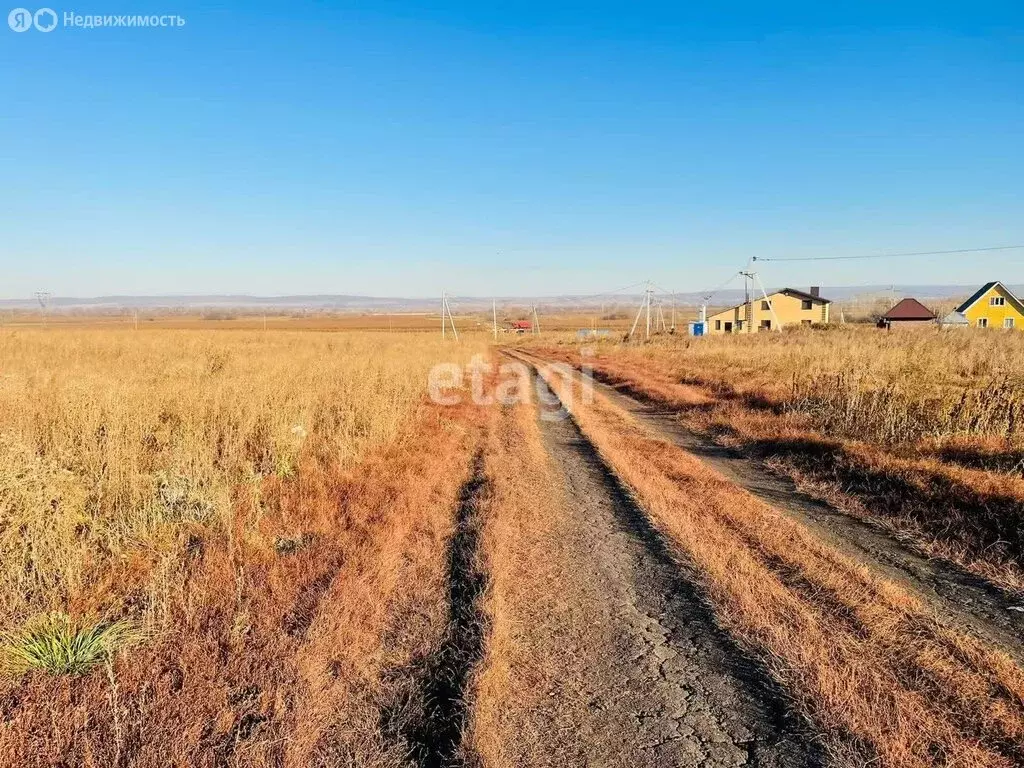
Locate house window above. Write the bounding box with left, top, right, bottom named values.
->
left=801, top=300, right=813, bottom=310
left=990, top=296, right=1006, bottom=306
left=760, top=319, right=771, bottom=330
left=761, top=300, right=771, bottom=311
left=724, top=322, right=733, bottom=332
left=715, top=319, right=721, bottom=330
left=1006, top=318, right=1016, bottom=329
left=978, top=318, right=988, bottom=328
left=802, top=320, right=813, bottom=326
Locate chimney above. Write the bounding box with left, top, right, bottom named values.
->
left=809, top=286, right=820, bottom=298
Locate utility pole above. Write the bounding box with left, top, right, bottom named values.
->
left=34, top=292, right=51, bottom=328
left=743, top=257, right=753, bottom=333
left=622, top=284, right=655, bottom=342
left=645, top=282, right=652, bottom=339
left=441, top=292, right=459, bottom=340
left=629, top=282, right=654, bottom=340
left=532, top=304, right=540, bottom=335
left=740, top=269, right=782, bottom=331
left=492, top=299, right=498, bottom=341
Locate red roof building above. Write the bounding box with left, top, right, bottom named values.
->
left=878, top=298, right=936, bottom=329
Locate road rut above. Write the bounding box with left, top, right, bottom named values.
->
left=515, top=369, right=819, bottom=767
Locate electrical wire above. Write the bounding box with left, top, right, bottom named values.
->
left=753, top=245, right=1024, bottom=263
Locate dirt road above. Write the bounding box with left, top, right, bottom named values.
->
left=508, top=348, right=1024, bottom=659
left=478, top=348, right=1024, bottom=767
left=470, top=361, right=819, bottom=767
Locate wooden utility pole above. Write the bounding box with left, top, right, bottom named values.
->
left=492, top=299, right=498, bottom=341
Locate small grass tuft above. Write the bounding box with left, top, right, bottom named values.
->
left=1, top=613, right=143, bottom=677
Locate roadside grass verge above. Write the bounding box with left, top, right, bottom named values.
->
left=530, top=341, right=1024, bottom=592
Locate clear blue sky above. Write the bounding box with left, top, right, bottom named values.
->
left=2, top=1, right=1022, bottom=298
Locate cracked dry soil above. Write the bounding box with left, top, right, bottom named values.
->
left=528, top=398, right=820, bottom=768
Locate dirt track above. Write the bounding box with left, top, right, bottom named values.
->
left=480, top=359, right=819, bottom=767
left=508, top=348, right=1024, bottom=661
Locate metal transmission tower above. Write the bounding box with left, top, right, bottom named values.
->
left=440, top=292, right=459, bottom=340
left=531, top=304, right=540, bottom=335
left=628, top=282, right=655, bottom=340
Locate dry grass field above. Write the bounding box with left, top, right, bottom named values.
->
left=1, top=319, right=1023, bottom=767
left=526, top=326, right=1024, bottom=588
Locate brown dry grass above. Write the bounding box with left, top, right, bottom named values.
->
left=470, top=399, right=596, bottom=766
left=0, top=327, right=491, bottom=766
left=525, top=328, right=1024, bottom=589
left=0, top=328, right=484, bottom=626
left=537, top=362, right=1024, bottom=767
left=532, top=325, right=1024, bottom=450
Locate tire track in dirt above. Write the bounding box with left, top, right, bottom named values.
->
left=512, top=356, right=820, bottom=767
left=513, top=349, right=1024, bottom=660
left=383, top=450, right=489, bottom=768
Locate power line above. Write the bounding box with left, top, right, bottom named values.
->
left=753, top=245, right=1024, bottom=263
left=569, top=279, right=649, bottom=301
left=699, top=271, right=742, bottom=301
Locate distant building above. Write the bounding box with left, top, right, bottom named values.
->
left=938, top=311, right=970, bottom=328
left=878, top=298, right=936, bottom=330
left=510, top=320, right=533, bottom=333
left=952, top=281, right=1024, bottom=330
left=706, top=287, right=831, bottom=334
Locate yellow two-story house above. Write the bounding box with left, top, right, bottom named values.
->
left=953, top=281, right=1024, bottom=330
left=706, top=287, right=830, bottom=334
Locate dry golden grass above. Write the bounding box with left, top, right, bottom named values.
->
left=537, top=362, right=1024, bottom=767
left=1, top=311, right=451, bottom=332
left=0, top=328, right=488, bottom=628
left=543, top=325, right=1024, bottom=449
left=0, top=327, right=493, bottom=765
left=525, top=327, right=1024, bottom=588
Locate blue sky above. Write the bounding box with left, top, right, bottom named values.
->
left=2, top=1, right=1022, bottom=298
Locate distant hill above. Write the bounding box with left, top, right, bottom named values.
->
left=1, top=284, right=1020, bottom=313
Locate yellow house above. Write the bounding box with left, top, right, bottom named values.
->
left=706, top=287, right=830, bottom=334
left=953, top=281, right=1024, bottom=330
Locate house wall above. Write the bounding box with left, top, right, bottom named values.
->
left=707, top=292, right=829, bottom=333
left=962, top=285, right=1024, bottom=330
left=885, top=319, right=935, bottom=331
left=707, top=306, right=741, bottom=334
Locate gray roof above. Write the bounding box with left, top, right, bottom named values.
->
left=954, top=281, right=1024, bottom=314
